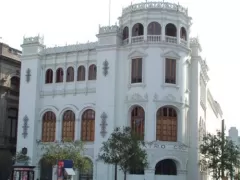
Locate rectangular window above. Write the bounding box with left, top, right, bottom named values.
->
left=131, top=58, right=142, bottom=83
left=165, top=58, right=176, bottom=84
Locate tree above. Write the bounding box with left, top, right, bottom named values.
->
left=98, top=126, right=148, bottom=180
left=41, top=140, right=90, bottom=171
left=200, top=131, right=240, bottom=180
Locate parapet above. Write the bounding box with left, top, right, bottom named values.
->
left=122, top=1, right=188, bottom=16
left=23, top=35, right=44, bottom=45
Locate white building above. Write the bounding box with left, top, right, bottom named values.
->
left=16, top=1, right=223, bottom=180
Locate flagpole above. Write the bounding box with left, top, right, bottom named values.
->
left=109, top=0, right=111, bottom=26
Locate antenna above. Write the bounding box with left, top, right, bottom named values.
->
left=108, top=0, right=111, bottom=26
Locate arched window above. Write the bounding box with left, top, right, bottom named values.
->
left=165, top=23, right=177, bottom=37
left=81, top=109, right=95, bottom=141
left=147, top=22, right=161, bottom=35
left=123, top=26, right=129, bottom=40
left=155, top=159, right=177, bottom=175
left=79, top=158, right=93, bottom=180
left=56, top=68, right=64, bottom=83
left=132, top=23, right=144, bottom=36
left=45, top=69, right=53, bottom=84
left=131, top=106, right=144, bottom=140
left=62, top=110, right=75, bottom=141
left=66, top=67, right=74, bottom=82
left=156, top=107, right=177, bottom=141
left=88, top=64, right=97, bottom=80
left=180, top=27, right=187, bottom=40
left=42, top=111, right=56, bottom=142
left=77, top=66, right=85, bottom=81
left=10, top=76, right=20, bottom=89
left=8, top=108, right=18, bottom=143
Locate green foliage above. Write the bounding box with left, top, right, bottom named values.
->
left=12, top=151, right=31, bottom=164
left=98, top=127, right=148, bottom=180
left=200, top=131, right=240, bottom=180
left=41, top=140, right=90, bottom=171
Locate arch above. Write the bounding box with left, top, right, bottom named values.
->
left=62, top=110, right=75, bottom=141
left=56, top=68, right=64, bottom=83
left=155, top=159, right=177, bottom=175
left=59, top=104, right=79, bottom=118
left=42, top=111, right=56, bottom=142
left=77, top=65, right=86, bottom=81
left=147, top=22, right=161, bottom=35
left=81, top=109, right=95, bottom=141
left=156, top=106, right=177, bottom=141
left=45, top=69, right=53, bottom=84
left=39, top=158, right=53, bottom=180
left=165, top=23, right=177, bottom=37
left=180, top=27, right=187, bottom=40
left=39, top=106, right=59, bottom=119
left=88, top=64, right=97, bottom=80
left=130, top=105, right=145, bottom=140
left=79, top=157, right=93, bottom=180
left=132, top=23, right=144, bottom=37
left=66, top=66, right=74, bottom=82
left=122, top=26, right=129, bottom=40
left=10, top=76, right=20, bottom=89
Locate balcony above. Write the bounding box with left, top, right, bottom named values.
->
left=131, top=36, right=144, bottom=44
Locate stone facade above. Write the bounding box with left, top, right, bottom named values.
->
left=0, top=42, right=21, bottom=180
left=17, top=1, right=222, bottom=180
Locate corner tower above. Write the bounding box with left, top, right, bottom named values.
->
left=17, top=36, right=44, bottom=164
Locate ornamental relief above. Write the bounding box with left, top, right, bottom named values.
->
left=125, top=92, right=148, bottom=103
left=153, top=93, right=186, bottom=109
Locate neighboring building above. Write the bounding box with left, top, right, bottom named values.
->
left=16, top=1, right=222, bottom=180
left=0, top=42, right=21, bottom=180
left=228, top=127, right=240, bottom=145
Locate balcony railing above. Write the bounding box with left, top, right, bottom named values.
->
left=131, top=35, right=144, bottom=44
left=165, top=36, right=177, bottom=44
left=123, top=35, right=188, bottom=47
left=147, top=35, right=161, bottom=43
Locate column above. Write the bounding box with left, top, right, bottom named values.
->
left=52, top=165, right=57, bottom=180
left=145, top=169, right=155, bottom=180
left=34, top=165, right=40, bottom=180
left=73, top=170, right=79, bottom=180
left=161, top=23, right=165, bottom=41
left=146, top=102, right=155, bottom=142
left=177, top=24, right=181, bottom=44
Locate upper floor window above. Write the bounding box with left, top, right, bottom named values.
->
left=165, top=58, right=176, bottom=84
left=123, top=26, right=129, bottom=40
left=66, top=67, right=74, bottom=82
left=77, top=65, right=85, bottom=81
left=56, top=68, right=64, bottom=83
left=147, top=22, right=161, bottom=35
left=45, top=69, right=53, bottom=84
left=88, top=64, right=97, bottom=80
left=131, top=58, right=142, bottom=83
left=180, top=27, right=187, bottom=40
left=132, top=23, right=144, bottom=36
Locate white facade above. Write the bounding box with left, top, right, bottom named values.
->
left=16, top=1, right=223, bottom=180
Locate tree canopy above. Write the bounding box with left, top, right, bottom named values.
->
left=41, top=140, right=90, bottom=171
left=200, top=131, right=240, bottom=180
left=98, top=126, right=148, bottom=180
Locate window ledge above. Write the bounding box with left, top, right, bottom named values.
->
left=162, top=83, right=179, bottom=89
left=128, top=82, right=146, bottom=89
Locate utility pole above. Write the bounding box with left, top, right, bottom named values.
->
left=221, top=119, right=225, bottom=179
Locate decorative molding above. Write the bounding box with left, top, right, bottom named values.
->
left=100, top=112, right=108, bottom=138
left=22, top=115, right=29, bottom=138
left=162, top=50, right=181, bottom=59
left=98, top=25, right=121, bottom=34
left=125, top=93, right=148, bottom=103
left=122, top=1, right=188, bottom=16
left=145, top=141, right=188, bottom=151
left=40, top=88, right=96, bottom=97
left=177, top=170, right=187, bottom=174
left=102, top=60, right=109, bottom=76
left=25, top=68, right=31, bottom=83
left=128, top=49, right=147, bottom=59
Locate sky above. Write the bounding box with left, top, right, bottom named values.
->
left=0, top=0, right=238, bottom=133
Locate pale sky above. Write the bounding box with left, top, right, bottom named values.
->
left=0, top=0, right=238, bottom=133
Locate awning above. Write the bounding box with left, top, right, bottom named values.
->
left=64, top=168, right=76, bottom=176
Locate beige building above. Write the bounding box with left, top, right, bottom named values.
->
left=0, top=42, right=21, bottom=180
